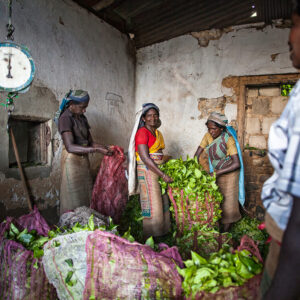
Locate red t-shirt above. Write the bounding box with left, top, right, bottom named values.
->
left=135, top=127, right=156, bottom=151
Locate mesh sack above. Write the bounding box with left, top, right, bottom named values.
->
left=83, top=230, right=183, bottom=299
left=189, top=235, right=263, bottom=300
left=42, top=230, right=93, bottom=300
left=91, top=145, right=128, bottom=223
left=168, top=187, right=218, bottom=235
left=17, top=205, right=50, bottom=236
left=0, top=212, right=57, bottom=300
left=168, top=187, right=229, bottom=258
left=59, top=206, right=110, bottom=229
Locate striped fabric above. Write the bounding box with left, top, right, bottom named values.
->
left=206, top=131, right=232, bottom=170
left=261, top=79, right=300, bottom=231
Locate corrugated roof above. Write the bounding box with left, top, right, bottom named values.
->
left=72, top=0, right=293, bottom=48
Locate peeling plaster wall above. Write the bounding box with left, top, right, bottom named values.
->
left=0, top=0, right=135, bottom=222
left=135, top=24, right=293, bottom=159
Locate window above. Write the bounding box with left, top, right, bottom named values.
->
left=9, top=117, right=51, bottom=168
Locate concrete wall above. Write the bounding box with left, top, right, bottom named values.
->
left=135, top=23, right=294, bottom=159
left=0, top=0, right=135, bottom=223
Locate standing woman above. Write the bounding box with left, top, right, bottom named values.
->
left=128, top=103, right=173, bottom=239
left=194, top=112, right=244, bottom=231
left=57, top=90, right=113, bottom=215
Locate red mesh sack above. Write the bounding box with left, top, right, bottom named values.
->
left=83, top=231, right=183, bottom=299
left=168, top=187, right=218, bottom=235
left=168, top=187, right=231, bottom=259
left=0, top=211, right=57, bottom=299
left=91, top=145, right=128, bottom=223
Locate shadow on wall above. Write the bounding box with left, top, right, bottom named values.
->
left=168, top=141, right=186, bottom=160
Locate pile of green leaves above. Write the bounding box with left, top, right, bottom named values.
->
left=5, top=222, right=49, bottom=260
left=177, top=246, right=263, bottom=298
left=159, top=157, right=223, bottom=230
left=229, top=216, right=269, bottom=259
left=4, top=215, right=118, bottom=260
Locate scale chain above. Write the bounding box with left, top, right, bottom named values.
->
left=6, top=0, right=14, bottom=41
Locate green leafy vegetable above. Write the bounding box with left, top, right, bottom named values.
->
left=88, top=215, right=95, bottom=231
left=178, top=246, right=263, bottom=298
left=65, top=271, right=74, bottom=285
left=65, top=259, right=74, bottom=267
left=145, top=236, right=155, bottom=249
left=158, top=157, right=223, bottom=233
left=229, top=216, right=269, bottom=259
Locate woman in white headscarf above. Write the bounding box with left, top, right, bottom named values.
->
left=128, top=103, right=172, bottom=239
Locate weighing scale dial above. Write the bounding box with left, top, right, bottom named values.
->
left=0, top=42, right=35, bottom=92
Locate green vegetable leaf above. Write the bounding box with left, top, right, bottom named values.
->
left=48, top=230, right=56, bottom=238
left=33, top=260, right=39, bottom=269
left=52, top=240, right=61, bottom=247
left=88, top=215, right=95, bottom=231
left=65, top=258, right=74, bottom=267
left=194, top=169, right=202, bottom=178
left=33, top=248, right=44, bottom=259
left=30, top=236, right=49, bottom=249
left=9, top=223, right=20, bottom=237
left=122, top=227, right=135, bottom=242
left=65, top=271, right=74, bottom=284
left=145, top=236, right=155, bottom=249
left=17, top=233, right=35, bottom=246
left=191, top=251, right=207, bottom=266
left=194, top=268, right=213, bottom=283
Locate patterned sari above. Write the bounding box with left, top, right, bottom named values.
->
left=205, top=131, right=241, bottom=224
left=136, top=130, right=170, bottom=238
left=206, top=131, right=232, bottom=170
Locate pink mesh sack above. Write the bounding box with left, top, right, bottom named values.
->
left=18, top=205, right=50, bottom=236
left=83, top=231, right=183, bottom=299
left=0, top=211, right=57, bottom=300
left=91, top=145, right=128, bottom=223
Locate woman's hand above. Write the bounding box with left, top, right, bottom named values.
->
left=162, top=155, right=172, bottom=163
left=162, top=173, right=173, bottom=183
left=95, top=145, right=114, bottom=156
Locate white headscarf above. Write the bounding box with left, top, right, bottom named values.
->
left=128, top=103, right=160, bottom=195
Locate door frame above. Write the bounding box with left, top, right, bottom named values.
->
left=222, top=73, right=300, bottom=150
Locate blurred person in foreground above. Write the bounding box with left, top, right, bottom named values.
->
left=261, top=1, right=300, bottom=299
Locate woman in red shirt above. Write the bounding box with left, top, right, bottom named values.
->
left=130, top=103, right=172, bottom=239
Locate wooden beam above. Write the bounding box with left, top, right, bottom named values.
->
left=92, top=0, right=115, bottom=12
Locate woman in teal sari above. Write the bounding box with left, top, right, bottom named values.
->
left=194, top=112, right=244, bottom=231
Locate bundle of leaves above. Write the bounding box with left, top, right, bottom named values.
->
left=159, top=157, right=223, bottom=234
left=229, top=216, right=269, bottom=259
left=4, top=215, right=118, bottom=261
left=177, top=245, right=263, bottom=299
